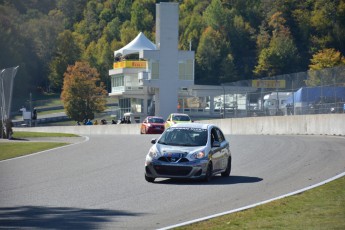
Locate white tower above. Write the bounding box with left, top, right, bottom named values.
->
left=155, top=3, right=179, bottom=119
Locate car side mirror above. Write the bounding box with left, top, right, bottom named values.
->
left=151, top=139, right=157, bottom=144
left=212, top=141, right=220, bottom=147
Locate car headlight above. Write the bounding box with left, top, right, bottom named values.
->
left=191, top=151, right=206, bottom=159
left=148, top=145, right=160, bottom=159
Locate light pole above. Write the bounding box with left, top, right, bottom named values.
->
left=29, top=93, right=32, bottom=127
left=221, top=84, right=226, bottom=118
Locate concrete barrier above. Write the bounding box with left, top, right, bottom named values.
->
left=13, top=114, right=345, bottom=136
left=14, top=124, right=142, bottom=136
left=199, top=114, right=345, bottom=136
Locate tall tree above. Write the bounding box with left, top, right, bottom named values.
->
left=61, top=61, right=108, bottom=122
left=254, top=12, right=300, bottom=77
left=83, top=37, right=113, bottom=90
left=179, top=0, right=208, bottom=51
left=56, top=0, right=86, bottom=29
left=196, top=27, right=234, bottom=84
left=203, top=0, right=226, bottom=31
left=309, top=48, right=345, bottom=70
left=20, top=9, right=64, bottom=88
left=48, top=30, right=82, bottom=91
left=131, top=0, right=154, bottom=33
left=116, top=0, right=132, bottom=23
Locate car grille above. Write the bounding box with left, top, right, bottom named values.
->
left=153, top=165, right=192, bottom=176
left=158, top=156, right=189, bottom=163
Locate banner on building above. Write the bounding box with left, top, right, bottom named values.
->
left=252, top=79, right=286, bottom=88
left=113, top=61, right=147, bottom=69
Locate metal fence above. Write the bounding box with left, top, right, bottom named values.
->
left=217, top=66, right=345, bottom=118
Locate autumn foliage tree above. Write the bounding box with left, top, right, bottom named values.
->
left=254, top=12, right=299, bottom=77
left=3, top=0, right=345, bottom=98
left=61, top=61, right=108, bottom=122
left=306, top=48, right=345, bottom=87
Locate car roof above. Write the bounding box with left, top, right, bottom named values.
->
left=170, top=113, right=190, bottom=116
left=171, top=122, right=211, bottom=129
left=146, top=116, right=163, bottom=119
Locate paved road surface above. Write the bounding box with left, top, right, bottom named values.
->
left=1, top=134, right=344, bottom=229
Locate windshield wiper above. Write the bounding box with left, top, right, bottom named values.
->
left=182, top=143, right=196, bottom=146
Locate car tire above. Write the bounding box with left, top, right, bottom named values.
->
left=221, top=157, right=231, bottom=177
left=145, top=174, right=155, bottom=183
left=203, top=162, right=213, bottom=182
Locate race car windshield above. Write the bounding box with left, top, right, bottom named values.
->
left=158, top=127, right=207, bottom=146
left=173, top=115, right=191, bottom=121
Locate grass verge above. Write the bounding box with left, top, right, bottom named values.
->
left=12, top=131, right=78, bottom=138
left=0, top=131, right=78, bottom=161
left=0, top=142, right=68, bottom=161
left=177, top=176, right=345, bottom=230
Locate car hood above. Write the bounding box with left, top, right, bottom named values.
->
left=173, top=120, right=191, bottom=123
left=156, top=144, right=203, bottom=154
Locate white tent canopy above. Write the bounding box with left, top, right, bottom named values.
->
left=114, top=32, right=156, bottom=57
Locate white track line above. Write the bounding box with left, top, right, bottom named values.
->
left=158, top=171, right=345, bottom=230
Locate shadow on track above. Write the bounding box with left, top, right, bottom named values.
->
left=153, top=175, right=263, bottom=185
left=0, top=206, right=143, bottom=229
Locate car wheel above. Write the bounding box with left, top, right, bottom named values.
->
left=203, top=162, right=213, bottom=182
left=221, top=157, right=232, bottom=177
left=145, top=174, right=155, bottom=183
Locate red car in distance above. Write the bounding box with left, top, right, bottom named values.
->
left=140, top=116, right=165, bottom=134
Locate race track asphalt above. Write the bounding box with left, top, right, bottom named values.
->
left=1, top=134, right=345, bottom=229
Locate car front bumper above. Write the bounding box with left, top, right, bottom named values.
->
left=146, top=127, right=164, bottom=134
left=145, top=158, right=209, bottom=179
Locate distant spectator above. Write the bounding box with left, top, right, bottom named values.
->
left=32, top=108, right=37, bottom=120
left=120, top=117, right=125, bottom=124
left=111, top=119, right=117, bottom=124
left=94, top=120, right=99, bottom=125
left=76, top=121, right=81, bottom=126
left=85, top=119, right=93, bottom=125
left=19, top=106, right=26, bottom=113
left=101, top=119, right=107, bottom=125
left=286, top=103, right=293, bottom=115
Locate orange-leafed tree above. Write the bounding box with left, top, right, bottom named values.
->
left=306, top=48, right=345, bottom=86
left=61, top=61, right=108, bottom=122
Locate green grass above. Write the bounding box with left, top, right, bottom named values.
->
left=37, top=109, right=65, bottom=115
left=12, top=108, right=64, bottom=120
left=13, top=131, right=78, bottom=138
left=0, top=142, right=68, bottom=161
left=177, top=176, right=345, bottom=230
left=0, top=131, right=78, bottom=160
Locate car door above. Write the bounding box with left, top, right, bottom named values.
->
left=214, top=128, right=229, bottom=170
left=210, top=128, right=223, bottom=172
